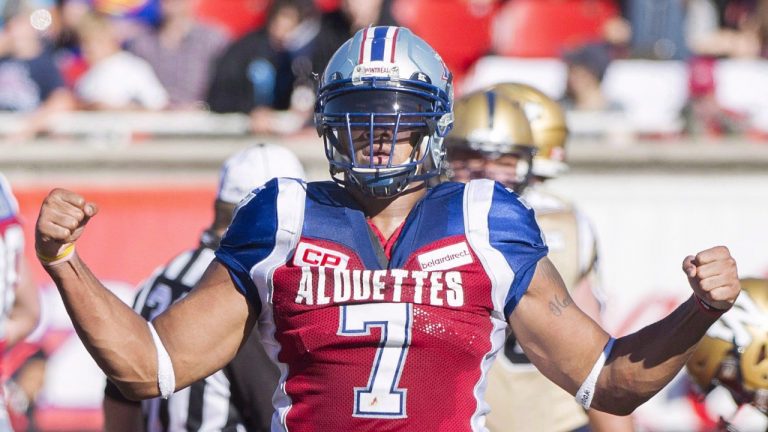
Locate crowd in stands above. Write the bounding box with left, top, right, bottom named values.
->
left=2, top=0, right=768, bottom=141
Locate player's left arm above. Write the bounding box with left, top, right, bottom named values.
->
left=509, top=246, right=740, bottom=416
left=4, top=258, right=40, bottom=348
left=569, top=217, right=634, bottom=430
left=572, top=277, right=636, bottom=430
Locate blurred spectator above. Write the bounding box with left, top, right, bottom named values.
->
left=48, top=0, right=88, bottom=54
left=681, top=56, right=746, bottom=137
left=685, top=0, right=723, bottom=56
left=314, top=0, right=397, bottom=73
left=601, top=14, right=633, bottom=59
left=74, top=12, right=168, bottom=110
left=561, top=43, right=621, bottom=112
left=206, top=0, right=320, bottom=134
left=0, top=0, right=75, bottom=140
left=92, top=0, right=161, bottom=42
left=686, top=0, right=768, bottom=59
left=92, top=0, right=161, bottom=27
left=491, top=0, right=618, bottom=57
left=622, top=0, right=690, bottom=60
left=731, top=0, right=768, bottom=58
left=48, top=0, right=90, bottom=87
left=128, top=0, right=230, bottom=109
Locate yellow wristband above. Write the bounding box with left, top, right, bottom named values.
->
left=36, top=244, right=75, bottom=265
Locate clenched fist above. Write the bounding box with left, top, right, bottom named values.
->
left=35, top=189, right=98, bottom=263
left=683, top=246, right=740, bottom=312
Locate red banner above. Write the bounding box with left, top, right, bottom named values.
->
left=17, top=185, right=216, bottom=287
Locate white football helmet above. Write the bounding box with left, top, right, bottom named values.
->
left=315, top=26, right=454, bottom=198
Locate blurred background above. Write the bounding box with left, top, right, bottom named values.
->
left=2, top=0, right=768, bottom=430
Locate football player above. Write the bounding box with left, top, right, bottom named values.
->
left=685, top=278, right=768, bottom=431
left=35, top=26, right=739, bottom=431
left=446, top=84, right=634, bottom=431
left=0, top=173, right=40, bottom=429
left=102, top=144, right=304, bottom=431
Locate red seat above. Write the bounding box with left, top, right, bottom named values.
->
left=494, top=0, right=618, bottom=58
left=195, top=0, right=271, bottom=38
left=314, top=0, right=341, bottom=12
left=393, top=0, right=498, bottom=80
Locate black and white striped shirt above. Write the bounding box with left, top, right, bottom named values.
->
left=105, top=242, right=278, bottom=432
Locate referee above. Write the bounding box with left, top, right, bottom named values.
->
left=103, top=144, right=305, bottom=431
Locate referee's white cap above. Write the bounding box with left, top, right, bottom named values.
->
left=217, top=143, right=306, bottom=204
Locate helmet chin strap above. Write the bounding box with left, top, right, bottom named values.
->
left=347, top=166, right=412, bottom=198
left=346, top=172, right=428, bottom=201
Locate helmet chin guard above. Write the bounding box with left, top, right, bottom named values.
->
left=315, top=26, right=453, bottom=198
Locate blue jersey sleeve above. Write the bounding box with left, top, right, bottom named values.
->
left=215, top=179, right=280, bottom=310
left=487, top=184, right=548, bottom=317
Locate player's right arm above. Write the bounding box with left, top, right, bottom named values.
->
left=35, top=189, right=257, bottom=399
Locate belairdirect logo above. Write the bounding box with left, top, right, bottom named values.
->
left=417, top=242, right=473, bottom=271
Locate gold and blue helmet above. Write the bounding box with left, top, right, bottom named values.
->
left=315, top=26, right=454, bottom=198
left=687, top=278, right=768, bottom=414
left=446, top=88, right=536, bottom=193
left=489, top=83, right=569, bottom=179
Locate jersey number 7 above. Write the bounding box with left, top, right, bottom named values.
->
left=338, top=303, right=413, bottom=419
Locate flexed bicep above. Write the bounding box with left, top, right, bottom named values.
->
left=508, top=257, right=611, bottom=397
left=152, top=260, right=258, bottom=392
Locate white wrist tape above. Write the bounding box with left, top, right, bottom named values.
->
left=148, top=321, right=175, bottom=399
left=575, top=337, right=615, bottom=410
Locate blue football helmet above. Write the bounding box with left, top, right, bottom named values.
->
left=315, top=26, right=454, bottom=198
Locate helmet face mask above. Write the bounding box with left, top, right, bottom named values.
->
left=315, top=27, right=453, bottom=198
left=686, top=279, right=768, bottom=415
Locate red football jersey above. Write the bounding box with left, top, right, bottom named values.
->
left=217, top=179, right=547, bottom=431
